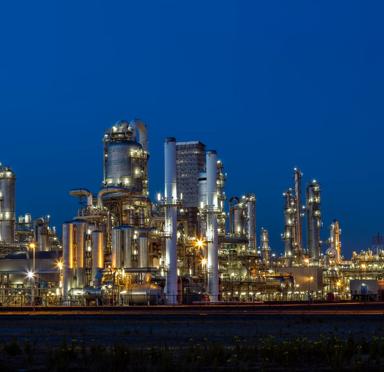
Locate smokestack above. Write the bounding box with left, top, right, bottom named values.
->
left=206, top=150, right=219, bottom=302
left=164, top=137, right=178, bottom=304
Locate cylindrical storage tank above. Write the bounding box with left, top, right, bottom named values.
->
left=0, top=221, right=14, bottom=245
left=71, top=221, right=86, bottom=288
left=62, top=222, right=74, bottom=298
left=63, top=223, right=74, bottom=269
left=103, top=121, right=146, bottom=193
left=139, top=235, right=148, bottom=268
left=122, top=227, right=133, bottom=268
left=0, top=166, right=16, bottom=244
left=111, top=227, right=123, bottom=268
left=105, top=142, right=134, bottom=183
left=74, top=222, right=86, bottom=269
left=233, top=206, right=241, bottom=236
left=91, top=230, right=104, bottom=279
left=121, top=284, right=163, bottom=305
left=37, top=224, right=49, bottom=252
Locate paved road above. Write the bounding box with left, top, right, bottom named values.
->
left=0, top=302, right=383, bottom=316
left=0, top=303, right=380, bottom=348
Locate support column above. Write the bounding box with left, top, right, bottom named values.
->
left=164, top=137, right=178, bottom=304
left=206, top=150, right=219, bottom=302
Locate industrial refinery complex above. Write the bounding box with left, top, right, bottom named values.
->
left=0, top=119, right=382, bottom=306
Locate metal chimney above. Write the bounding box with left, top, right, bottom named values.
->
left=164, top=137, right=178, bottom=304
left=206, top=150, right=219, bottom=302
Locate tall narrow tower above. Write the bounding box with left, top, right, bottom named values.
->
left=0, top=165, right=16, bottom=244
left=206, top=150, right=219, bottom=302
left=246, top=194, right=257, bottom=251
left=282, top=189, right=295, bottom=258
left=293, top=168, right=303, bottom=258
left=164, top=137, right=178, bottom=304
left=260, top=228, right=271, bottom=267
left=330, top=220, right=342, bottom=264
left=306, top=180, right=322, bottom=260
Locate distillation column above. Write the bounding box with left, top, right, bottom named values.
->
left=0, top=166, right=16, bottom=244
left=294, top=168, right=303, bottom=259
left=216, top=160, right=227, bottom=237
left=247, top=194, right=256, bottom=251
left=330, top=220, right=342, bottom=264
left=260, top=228, right=271, bottom=267
left=283, top=189, right=295, bottom=259
left=206, top=150, right=219, bottom=302
left=164, top=137, right=178, bottom=304
left=307, top=180, right=322, bottom=260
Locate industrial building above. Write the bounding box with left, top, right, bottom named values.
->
left=0, top=164, right=61, bottom=305
left=176, top=141, right=206, bottom=208
left=0, top=119, right=382, bottom=306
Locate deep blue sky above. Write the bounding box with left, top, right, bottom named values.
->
left=0, top=1, right=383, bottom=256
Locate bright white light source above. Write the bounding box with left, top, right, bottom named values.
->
left=26, top=271, right=34, bottom=279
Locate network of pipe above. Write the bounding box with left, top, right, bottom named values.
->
left=0, top=120, right=353, bottom=306
left=59, top=120, right=261, bottom=305
left=57, top=119, right=345, bottom=306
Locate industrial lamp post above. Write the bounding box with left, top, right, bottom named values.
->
left=29, top=242, right=36, bottom=306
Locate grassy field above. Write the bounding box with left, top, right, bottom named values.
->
left=0, top=313, right=383, bottom=370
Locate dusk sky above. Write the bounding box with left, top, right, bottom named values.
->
left=0, top=1, right=383, bottom=256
